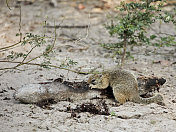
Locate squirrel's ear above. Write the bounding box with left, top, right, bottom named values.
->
left=87, top=75, right=94, bottom=84
left=103, top=73, right=110, bottom=77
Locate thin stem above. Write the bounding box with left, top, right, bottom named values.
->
left=1, top=21, right=57, bottom=71
left=6, top=0, right=11, bottom=10
left=24, top=21, right=57, bottom=64
left=2, top=2, right=22, bottom=52
left=19, top=5, right=22, bottom=42
left=0, top=41, right=21, bottom=52
left=15, top=45, right=37, bottom=68
left=0, top=60, right=89, bottom=75
left=0, top=36, right=49, bottom=52
left=120, top=34, right=127, bottom=68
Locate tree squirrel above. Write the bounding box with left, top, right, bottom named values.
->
left=88, top=68, right=163, bottom=104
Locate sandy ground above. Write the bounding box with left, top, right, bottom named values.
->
left=0, top=0, right=176, bottom=132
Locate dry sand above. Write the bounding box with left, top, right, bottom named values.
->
left=0, top=1, right=176, bottom=132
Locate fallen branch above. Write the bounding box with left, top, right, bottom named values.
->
left=44, top=25, right=89, bottom=29
left=14, top=75, right=166, bottom=105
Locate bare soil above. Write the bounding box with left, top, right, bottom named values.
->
left=0, top=0, right=176, bottom=132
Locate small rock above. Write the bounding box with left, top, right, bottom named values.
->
left=3, top=97, right=11, bottom=100
left=49, top=0, right=57, bottom=7
left=172, top=100, right=176, bottom=103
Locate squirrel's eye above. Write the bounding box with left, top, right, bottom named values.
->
left=91, top=79, right=96, bottom=84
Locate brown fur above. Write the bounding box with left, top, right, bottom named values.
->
left=88, top=68, right=163, bottom=104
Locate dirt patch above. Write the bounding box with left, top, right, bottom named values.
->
left=29, top=76, right=166, bottom=112
left=36, top=98, right=57, bottom=110
left=0, top=0, right=176, bottom=132
left=67, top=100, right=110, bottom=117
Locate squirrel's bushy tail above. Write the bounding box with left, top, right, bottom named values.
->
left=132, top=94, right=163, bottom=104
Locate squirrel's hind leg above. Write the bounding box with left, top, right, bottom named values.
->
left=113, top=87, right=129, bottom=104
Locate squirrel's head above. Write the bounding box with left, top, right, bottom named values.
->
left=87, top=74, right=103, bottom=85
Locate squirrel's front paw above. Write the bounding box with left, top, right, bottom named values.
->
left=89, top=84, right=97, bottom=89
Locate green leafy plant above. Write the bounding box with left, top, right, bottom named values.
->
left=1, top=31, right=55, bottom=69
left=105, top=0, right=176, bottom=67
left=0, top=2, right=83, bottom=73
left=110, top=111, right=116, bottom=116
left=60, top=57, right=78, bottom=68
